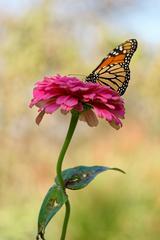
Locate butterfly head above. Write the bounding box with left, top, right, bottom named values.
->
left=85, top=73, right=99, bottom=83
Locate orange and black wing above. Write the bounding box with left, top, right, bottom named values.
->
left=86, top=39, right=137, bottom=95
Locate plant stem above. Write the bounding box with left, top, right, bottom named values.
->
left=60, top=200, right=70, bottom=240
left=56, top=111, right=79, bottom=240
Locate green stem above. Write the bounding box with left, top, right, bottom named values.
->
left=56, top=111, right=79, bottom=240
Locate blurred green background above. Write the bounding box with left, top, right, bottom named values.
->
left=0, top=0, right=160, bottom=239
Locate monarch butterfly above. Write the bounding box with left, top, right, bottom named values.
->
left=85, top=39, right=138, bottom=95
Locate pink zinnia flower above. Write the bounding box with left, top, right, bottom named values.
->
left=29, top=75, right=125, bottom=129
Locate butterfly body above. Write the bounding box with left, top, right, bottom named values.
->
left=85, top=39, right=137, bottom=95
left=85, top=72, right=98, bottom=83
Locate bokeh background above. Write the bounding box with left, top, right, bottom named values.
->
left=1, top=0, right=160, bottom=239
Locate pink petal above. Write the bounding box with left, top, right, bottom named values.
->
left=61, top=104, right=72, bottom=112
left=106, top=103, right=115, bottom=109
left=94, top=107, right=113, bottom=121
left=56, top=96, right=78, bottom=107
left=45, top=103, right=59, bottom=113
left=65, top=96, right=78, bottom=106
left=56, top=96, right=69, bottom=104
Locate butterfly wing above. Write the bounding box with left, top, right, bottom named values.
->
left=86, top=39, right=137, bottom=95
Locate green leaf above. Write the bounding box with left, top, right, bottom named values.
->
left=36, top=184, right=67, bottom=240
left=55, top=166, right=125, bottom=190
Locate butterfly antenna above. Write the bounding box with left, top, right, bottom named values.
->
left=68, top=73, right=86, bottom=78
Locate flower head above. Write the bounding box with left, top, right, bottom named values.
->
left=29, top=75, right=125, bottom=129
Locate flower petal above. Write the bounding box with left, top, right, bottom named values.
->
left=94, top=106, right=113, bottom=121
left=36, top=110, right=45, bottom=125
left=45, top=103, right=59, bottom=113
left=80, top=110, right=99, bottom=127
left=29, top=74, right=125, bottom=128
